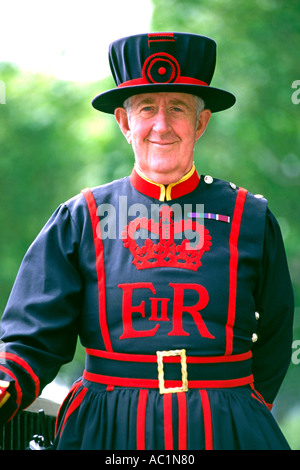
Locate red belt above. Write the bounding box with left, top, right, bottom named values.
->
left=83, top=348, right=254, bottom=394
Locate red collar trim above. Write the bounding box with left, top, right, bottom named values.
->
left=130, top=165, right=200, bottom=201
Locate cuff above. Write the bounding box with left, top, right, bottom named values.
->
left=0, top=380, right=19, bottom=426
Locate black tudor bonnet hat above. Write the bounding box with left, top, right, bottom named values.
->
left=92, top=32, right=236, bottom=114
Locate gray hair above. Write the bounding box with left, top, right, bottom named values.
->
left=123, top=94, right=205, bottom=126
left=194, top=96, right=205, bottom=121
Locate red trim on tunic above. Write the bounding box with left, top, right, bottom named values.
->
left=170, top=169, right=200, bottom=199
left=85, top=348, right=252, bottom=364
left=130, top=168, right=162, bottom=200
left=177, top=392, right=187, bottom=450
left=82, top=188, right=113, bottom=352
left=136, top=389, right=148, bottom=450
left=82, top=370, right=254, bottom=389
left=130, top=166, right=200, bottom=201
left=250, top=384, right=273, bottom=410
left=55, top=380, right=83, bottom=436
left=163, top=394, right=173, bottom=450
left=58, top=387, right=88, bottom=438
left=225, top=187, right=247, bottom=355
left=200, top=389, right=213, bottom=450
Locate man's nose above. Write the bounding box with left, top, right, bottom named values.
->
left=152, top=109, right=171, bottom=133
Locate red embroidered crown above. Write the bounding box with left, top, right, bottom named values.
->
left=122, top=206, right=212, bottom=271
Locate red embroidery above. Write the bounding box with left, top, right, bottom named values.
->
left=122, top=206, right=212, bottom=271
left=118, top=282, right=214, bottom=340
left=168, top=283, right=214, bottom=338
left=118, top=283, right=160, bottom=339
left=143, top=52, right=180, bottom=84
left=149, top=297, right=169, bottom=321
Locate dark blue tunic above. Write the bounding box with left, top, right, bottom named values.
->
left=0, top=167, right=294, bottom=449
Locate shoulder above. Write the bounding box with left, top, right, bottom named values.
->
left=87, top=176, right=130, bottom=198
left=55, top=177, right=130, bottom=231
left=63, top=176, right=130, bottom=210
left=205, top=175, right=268, bottom=209
left=212, top=175, right=267, bottom=200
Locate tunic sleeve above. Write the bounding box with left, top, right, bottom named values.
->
left=0, top=203, right=83, bottom=424
left=252, top=208, right=294, bottom=407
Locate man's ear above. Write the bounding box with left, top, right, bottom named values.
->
left=195, top=109, right=212, bottom=142
left=114, top=107, right=132, bottom=143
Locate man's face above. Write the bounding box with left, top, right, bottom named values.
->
left=115, top=92, right=211, bottom=185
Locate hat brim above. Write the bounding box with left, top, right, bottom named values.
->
left=92, top=83, right=236, bottom=114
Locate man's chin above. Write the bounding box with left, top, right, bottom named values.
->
left=146, top=167, right=184, bottom=185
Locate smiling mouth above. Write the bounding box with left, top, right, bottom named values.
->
left=149, top=141, right=176, bottom=146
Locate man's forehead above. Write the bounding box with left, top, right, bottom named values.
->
left=129, top=92, right=196, bottom=108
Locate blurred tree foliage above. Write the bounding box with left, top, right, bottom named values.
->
left=0, top=66, right=133, bottom=308
left=0, top=0, right=299, bottom=448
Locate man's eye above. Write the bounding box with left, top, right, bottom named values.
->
left=141, top=106, right=154, bottom=112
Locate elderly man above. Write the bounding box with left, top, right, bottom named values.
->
left=0, top=32, right=294, bottom=450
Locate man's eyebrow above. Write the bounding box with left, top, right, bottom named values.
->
left=169, top=99, right=191, bottom=109
left=134, top=98, right=192, bottom=109
left=134, top=98, right=156, bottom=107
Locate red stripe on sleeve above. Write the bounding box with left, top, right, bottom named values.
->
left=0, top=352, right=40, bottom=398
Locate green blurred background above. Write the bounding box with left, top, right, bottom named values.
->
left=0, top=0, right=299, bottom=449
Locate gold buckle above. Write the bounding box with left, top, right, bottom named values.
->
left=156, top=349, right=188, bottom=394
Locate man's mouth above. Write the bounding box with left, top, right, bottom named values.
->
left=149, top=141, right=176, bottom=146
